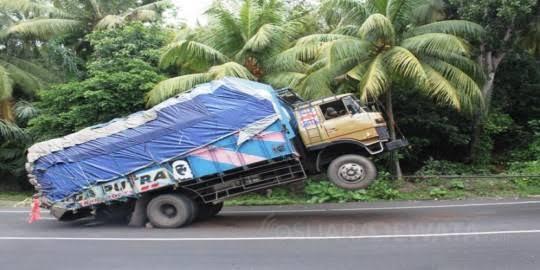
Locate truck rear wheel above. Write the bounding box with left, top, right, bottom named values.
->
left=197, top=202, right=224, bottom=221
left=146, top=193, right=197, bottom=228
left=327, top=154, right=377, bottom=190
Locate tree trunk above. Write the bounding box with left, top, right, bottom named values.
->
left=0, top=99, right=14, bottom=122
left=469, top=22, right=513, bottom=162
left=385, top=91, right=403, bottom=180
left=469, top=49, right=506, bottom=162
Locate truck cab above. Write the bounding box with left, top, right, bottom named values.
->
left=294, top=94, right=390, bottom=153
left=278, top=90, right=407, bottom=190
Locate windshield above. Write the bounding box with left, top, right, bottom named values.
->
left=343, top=96, right=363, bottom=114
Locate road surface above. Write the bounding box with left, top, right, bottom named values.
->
left=1, top=198, right=540, bottom=269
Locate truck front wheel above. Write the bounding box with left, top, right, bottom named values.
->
left=327, top=154, right=377, bottom=190
left=146, top=193, right=197, bottom=228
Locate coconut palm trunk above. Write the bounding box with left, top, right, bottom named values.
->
left=385, top=90, right=403, bottom=179
left=0, top=99, right=14, bottom=122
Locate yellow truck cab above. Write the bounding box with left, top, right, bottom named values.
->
left=278, top=89, right=407, bottom=190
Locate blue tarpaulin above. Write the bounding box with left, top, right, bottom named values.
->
left=27, top=78, right=292, bottom=202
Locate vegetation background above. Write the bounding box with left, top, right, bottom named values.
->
left=0, top=0, right=538, bottom=203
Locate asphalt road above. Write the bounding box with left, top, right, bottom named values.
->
left=1, top=198, right=540, bottom=270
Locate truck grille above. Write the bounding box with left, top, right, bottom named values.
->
left=376, top=126, right=390, bottom=140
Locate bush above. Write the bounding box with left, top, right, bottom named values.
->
left=416, top=158, right=490, bottom=175
left=304, top=180, right=370, bottom=203
left=429, top=187, right=448, bottom=198
left=28, top=23, right=166, bottom=141
left=367, top=180, right=400, bottom=200
left=449, top=180, right=465, bottom=190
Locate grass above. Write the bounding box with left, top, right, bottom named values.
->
left=3, top=177, right=540, bottom=207
left=0, top=191, right=33, bottom=207
left=226, top=177, right=540, bottom=206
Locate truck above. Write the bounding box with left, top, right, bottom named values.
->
left=26, top=78, right=407, bottom=228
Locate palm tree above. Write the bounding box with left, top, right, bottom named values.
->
left=4, top=0, right=170, bottom=40
left=0, top=0, right=63, bottom=122
left=146, top=0, right=310, bottom=105
left=270, top=0, right=485, bottom=178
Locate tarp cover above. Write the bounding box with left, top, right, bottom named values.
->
left=27, top=78, right=289, bottom=202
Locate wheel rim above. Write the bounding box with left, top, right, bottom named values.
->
left=160, top=203, right=177, bottom=218
left=338, top=163, right=365, bottom=182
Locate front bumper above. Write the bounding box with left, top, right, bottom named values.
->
left=385, top=138, right=409, bottom=151
left=50, top=205, right=93, bottom=221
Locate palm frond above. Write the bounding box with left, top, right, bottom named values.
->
left=422, top=64, right=461, bottom=110
left=359, top=54, right=389, bottom=100
left=386, top=0, right=410, bottom=22
left=423, top=58, right=483, bottom=112
left=0, top=120, right=27, bottom=141
left=14, top=100, right=39, bottom=122
left=401, top=33, right=470, bottom=57
left=95, top=15, right=124, bottom=29
left=131, top=0, right=172, bottom=12
left=366, top=0, right=390, bottom=14
left=411, top=20, right=485, bottom=39
left=4, top=56, right=59, bottom=83
left=296, top=33, right=354, bottom=45
left=0, top=0, right=68, bottom=17
left=208, top=62, right=255, bottom=79
left=239, top=0, right=258, bottom=40
left=7, top=18, right=82, bottom=39
left=240, top=24, right=286, bottom=53
left=0, top=146, right=24, bottom=161
left=256, top=0, right=284, bottom=27
left=265, top=43, right=322, bottom=72
left=263, top=72, right=306, bottom=89
left=328, top=38, right=371, bottom=65
left=0, top=59, right=43, bottom=97
left=146, top=73, right=211, bottom=106
left=296, top=66, right=336, bottom=99
left=416, top=52, right=485, bottom=83
left=320, top=0, right=367, bottom=28
left=126, top=9, right=158, bottom=22
left=359, top=13, right=396, bottom=45
left=331, top=25, right=361, bottom=36
left=383, top=46, right=427, bottom=84
left=159, top=40, right=229, bottom=69
left=346, top=60, right=370, bottom=81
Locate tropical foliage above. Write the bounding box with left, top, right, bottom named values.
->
left=146, top=0, right=312, bottom=105
left=0, top=0, right=538, bottom=191
left=266, top=0, right=485, bottom=177
left=28, top=23, right=166, bottom=141
left=5, top=0, right=170, bottom=39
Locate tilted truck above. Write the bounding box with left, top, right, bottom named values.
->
left=26, top=78, right=407, bottom=228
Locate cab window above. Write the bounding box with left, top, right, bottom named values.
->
left=320, top=100, right=348, bottom=120
left=343, top=96, right=363, bottom=114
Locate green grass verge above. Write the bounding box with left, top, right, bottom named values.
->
left=226, top=177, right=540, bottom=206
left=0, top=191, right=33, bottom=207
left=3, top=177, right=540, bottom=207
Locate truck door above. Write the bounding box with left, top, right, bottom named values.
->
left=319, top=97, right=382, bottom=142
left=319, top=99, right=356, bottom=139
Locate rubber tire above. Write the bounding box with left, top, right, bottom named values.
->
left=197, top=202, right=224, bottom=221
left=146, top=193, right=197, bottom=228
left=327, top=154, right=377, bottom=190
